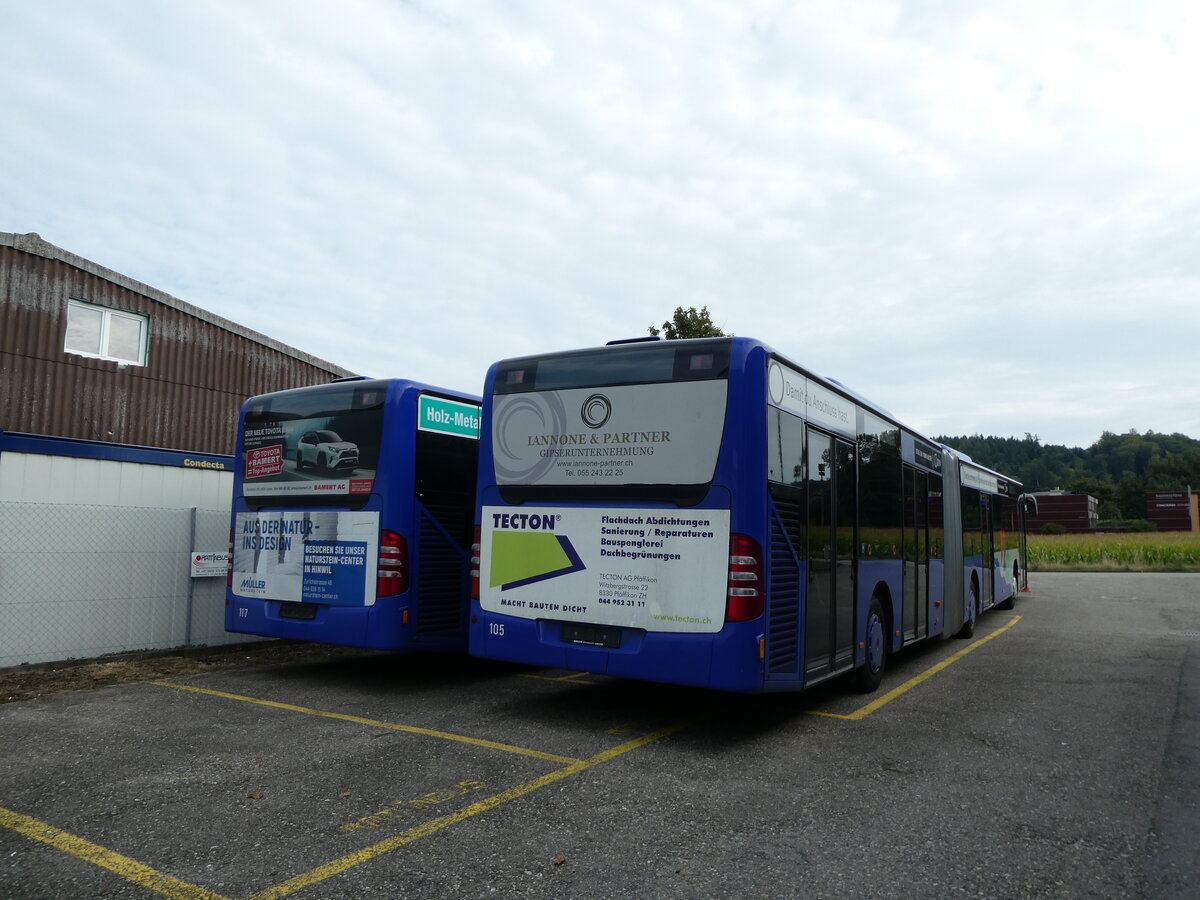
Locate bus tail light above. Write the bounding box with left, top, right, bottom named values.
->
left=377, top=530, right=408, bottom=597
left=726, top=533, right=763, bottom=622
left=470, top=526, right=481, bottom=600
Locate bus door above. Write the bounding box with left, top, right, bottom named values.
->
left=980, top=495, right=995, bottom=609
left=903, top=467, right=929, bottom=642
left=804, top=429, right=856, bottom=680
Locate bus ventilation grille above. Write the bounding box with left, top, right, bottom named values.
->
left=415, top=514, right=466, bottom=637
left=766, top=502, right=801, bottom=677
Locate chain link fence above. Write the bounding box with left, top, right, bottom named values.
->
left=0, top=501, right=255, bottom=668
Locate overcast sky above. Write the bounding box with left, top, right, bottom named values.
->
left=4, top=1, right=1198, bottom=449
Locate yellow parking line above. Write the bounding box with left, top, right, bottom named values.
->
left=242, top=721, right=694, bottom=900
left=153, top=682, right=582, bottom=765
left=0, top=806, right=231, bottom=900
left=808, top=615, right=1023, bottom=721
left=1, top=719, right=691, bottom=900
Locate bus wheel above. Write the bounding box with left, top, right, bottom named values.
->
left=853, top=599, right=887, bottom=693
left=956, top=579, right=978, bottom=639
left=295, top=451, right=305, bottom=471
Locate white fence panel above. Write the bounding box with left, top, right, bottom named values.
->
left=0, top=501, right=253, bottom=668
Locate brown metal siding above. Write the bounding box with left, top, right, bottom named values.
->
left=1, top=237, right=353, bottom=455
left=1145, top=492, right=1197, bottom=532
left=1025, top=494, right=1098, bottom=532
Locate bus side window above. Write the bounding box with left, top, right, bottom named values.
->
left=779, top=413, right=805, bottom=487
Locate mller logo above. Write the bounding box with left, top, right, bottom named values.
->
left=240, top=578, right=266, bottom=590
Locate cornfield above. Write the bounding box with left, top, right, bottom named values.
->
left=1026, top=532, right=1200, bottom=572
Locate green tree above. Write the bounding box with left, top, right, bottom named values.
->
left=1116, top=472, right=1149, bottom=520
left=648, top=306, right=727, bottom=339
left=1147, top=448, right=1200, bottom=490
left=1067, top=476, right=1120, bottom=519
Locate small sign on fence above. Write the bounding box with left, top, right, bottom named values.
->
left=190, top=551, right=231, bottom=578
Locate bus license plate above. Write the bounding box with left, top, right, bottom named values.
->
left=561, top=623, right=621, bottom=649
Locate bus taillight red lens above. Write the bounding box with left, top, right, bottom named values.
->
left=470, top=526, right=481, bottom=601
left=377, top=530, right=408, bottom=597
left=726, top=533, right=763, bottom=622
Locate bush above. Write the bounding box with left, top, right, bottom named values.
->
left=1041, top=523, right=1067, bottom=535
left=1095, top=519, right=1159, bottom=532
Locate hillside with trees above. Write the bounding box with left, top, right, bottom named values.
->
left=934, top=431, right=1200, bottom=520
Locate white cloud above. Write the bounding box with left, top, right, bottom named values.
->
left=3, top=0, right=1198, bottom=447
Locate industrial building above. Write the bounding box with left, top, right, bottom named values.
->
left=1, top=232, right=355, bottom=666
left=1145, top=491, right=1199, bottom=533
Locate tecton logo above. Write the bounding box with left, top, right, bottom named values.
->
left=490, top=531, right=585, bottom=591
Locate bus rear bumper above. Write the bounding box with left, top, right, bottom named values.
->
left=470, top=609, right=763, bottom=692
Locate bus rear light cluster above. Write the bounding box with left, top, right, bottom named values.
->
left=470, top=526, right=481, bottom=600
left=377, top=530, right=409, bottom=597
left=725, top=533, right=764, bottom=622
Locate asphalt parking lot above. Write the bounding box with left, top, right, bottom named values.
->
left=2, top=573, right=1197, bottom=900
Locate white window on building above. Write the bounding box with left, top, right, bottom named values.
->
left=64, top=299, right=149, bottom=366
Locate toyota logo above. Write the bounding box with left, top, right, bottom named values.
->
left=580, top=394, right=612, bottom=429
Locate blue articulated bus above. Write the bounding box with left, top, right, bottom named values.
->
left=470, top=336, right=1030, bottom=692
left=227, top=377, right=480, bottom=651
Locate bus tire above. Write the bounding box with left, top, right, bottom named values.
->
left=956, top=579, right=978, bottom=638
left=853, top=598, right=887, bottom=693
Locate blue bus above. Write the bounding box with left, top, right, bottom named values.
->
left=470, top=337, right=1030, bottom=692
left=226, top=377, right=480, bottom=651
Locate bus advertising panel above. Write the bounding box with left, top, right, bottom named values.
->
left=490, top=381, right=727, bottom=487
left=241, top=382, right=385, bottom=501
left=230, top=509, right=381, bottom=606
left=479, top=505, right=730, bottom=633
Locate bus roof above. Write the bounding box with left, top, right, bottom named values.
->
left=487, top=336, right=1021, bottom=491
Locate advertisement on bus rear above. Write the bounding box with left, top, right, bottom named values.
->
left=479, top=505, right=730, bottom=633
left=491, top=382, right=727, bottom=486
left=241, top=383, right=385, bottom=500
left=231, top=510, right=381, bottom=606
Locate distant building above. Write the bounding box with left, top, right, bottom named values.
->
left=1145, top=491, right=1199, bottom=533
left=1, top=231, right=352, bottom=455
left=1026, top=492, right=1099, bottom=532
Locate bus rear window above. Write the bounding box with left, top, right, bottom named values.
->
left=495, top=340, right=731, bottom=394
left=490, top=375, right=728, bottom=502
left=241, top=381, right=386, bottom=508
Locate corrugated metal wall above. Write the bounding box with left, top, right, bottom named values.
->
left=1, top=233, right=353, bottom=455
